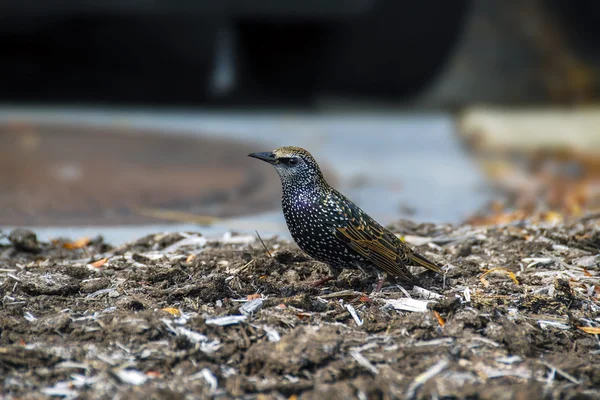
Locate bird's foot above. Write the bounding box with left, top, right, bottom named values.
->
left=373, top=272, right=388, bottom=293
left=311, top=275, right=335, bottom=287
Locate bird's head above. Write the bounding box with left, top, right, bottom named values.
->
left=248, top=146, right=326, bottom=190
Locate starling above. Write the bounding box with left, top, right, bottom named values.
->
left=248, top=146, right=442, bottom=289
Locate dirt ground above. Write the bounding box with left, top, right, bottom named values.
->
left=0, top=122, right=283, bottom=226
left=0, top=220, right=599, bottom=399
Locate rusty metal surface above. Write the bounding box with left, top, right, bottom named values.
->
left=0, top=121, right=282, bottom=226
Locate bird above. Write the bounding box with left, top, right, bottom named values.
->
left=248, top=146, right=442, bottom=290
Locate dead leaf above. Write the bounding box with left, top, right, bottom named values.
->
left=296, top=312, right=311, bottom=320
left=62, top=237, right=90, bottom=249
left=161, top=308, right=182, bottom=317
left=577, top=326, right=600, bottom=334
left=480, top=268, right=519, bottom=285
left=542, top=211, right=563, bottom=224
left=186, top=254, right=196, bottom=263
left=433, top=310, right=445, bottom=327
left=89, top=258, right=108, bottom=268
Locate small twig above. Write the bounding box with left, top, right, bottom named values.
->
left=443, top=270, right=447, bottom=290
left=350, top=350, right=379, bottom=375
left=255, top=230, right=272, bottom=257
left=539, top=361, right=582, bottom=384
left=545, top=364, right=556, bottom=386
left=406, top=358, right=449, bottom=399
left=410, top=338, right=454, bottom=348
left=470, top=336, right=501, bottom=347
left=397, top=285, right=412, bottom=298
left=234, top=259, right=255, bottom=275
left=319, top=290, right=362, bottom=299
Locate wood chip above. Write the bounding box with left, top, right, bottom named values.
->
left=496, top=355, right=523, bottom=364
left=411, top=286, right=443, bottom=299
left=346, top=304, right=363, bottom=327
left=240, top=299, right=264, bottom=315
left=538, top=320, right=571, bottom=330
left=161, top=236, right=207, bottom=253
left=383, top=298, right=433, bottom=313
left=205, top=315, right=247, bottom=326
left=114, top=369, right=148, bottom=385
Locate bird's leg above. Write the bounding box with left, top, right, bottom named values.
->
left=311, top=264, right=336, bottom=287
left=374, top=272, right=388, bottom=292
left=311, top=275, right=335, bottom=287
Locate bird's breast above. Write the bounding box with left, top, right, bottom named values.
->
left=281, top=196, right=360, bottom=267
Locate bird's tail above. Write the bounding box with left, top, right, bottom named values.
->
left=409, top=251, right=443, bottom=274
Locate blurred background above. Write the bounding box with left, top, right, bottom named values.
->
left=1, top=0, right=599, bottom=243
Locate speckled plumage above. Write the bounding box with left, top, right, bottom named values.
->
left=249, top=146, right=442, bottom=286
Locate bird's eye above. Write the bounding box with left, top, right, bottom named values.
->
left=288, top=157, right=299, bottom=166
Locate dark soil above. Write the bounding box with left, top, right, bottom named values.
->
left=0, top=221, right=599, bottom=399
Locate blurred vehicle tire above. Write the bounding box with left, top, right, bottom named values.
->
left=320, top=0, right=471, bottom=99
left=234, top=0, right=470, bottom=103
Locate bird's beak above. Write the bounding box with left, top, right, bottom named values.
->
left=248, top=151, right=278, bottom=164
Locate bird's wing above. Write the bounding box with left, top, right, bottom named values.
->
left=330, top=194, right=442, bottom=280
